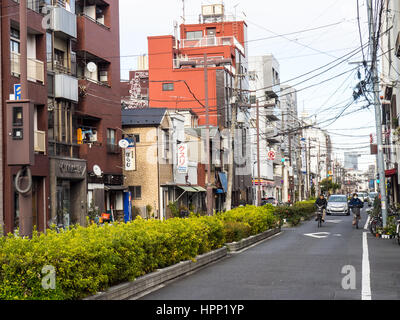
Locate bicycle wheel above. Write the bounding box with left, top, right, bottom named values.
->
left=370, top=218, right=378, bottom=235
left=397, top=224, right=400, bottom=246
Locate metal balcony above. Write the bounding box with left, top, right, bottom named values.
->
left=54, top=73, right=79, bottom=102
left=34, top=130, right=46, bottom=154
left=50, top=6, right=77, bottom=39
left=11, top=52, right=44, bottom=83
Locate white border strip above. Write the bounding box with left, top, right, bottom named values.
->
left=361, top=232, right=372, bottom=300
left=364, top=215, right=370, bottom=230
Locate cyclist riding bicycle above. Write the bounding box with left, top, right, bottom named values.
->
left=349, top=193, right=363, bottom=226
left=315, top=194, right=327, bottom=222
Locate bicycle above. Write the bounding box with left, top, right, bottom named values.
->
left=316, top=205, right=324, bottom=228
left=349, top=205, right=362, bottom=229
left=369, top=205, right=399, bottom=236
left=396, top=217, right=400, bottom=245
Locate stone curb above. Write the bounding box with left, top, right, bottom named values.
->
left=84, top=247, right=228, bottom=300
left=224, top=227, right=281, bottom=252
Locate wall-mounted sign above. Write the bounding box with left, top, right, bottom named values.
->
left=125, top=143, right=136, bottom=171
left=177, top=143, right=188, bottom=174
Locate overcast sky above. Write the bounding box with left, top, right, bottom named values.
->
left=119, top=0, right=376, bottom=171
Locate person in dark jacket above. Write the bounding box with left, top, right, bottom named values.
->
left=315, top=194, right=327, bottom=222
left=349, top=193, right=363, bottom=225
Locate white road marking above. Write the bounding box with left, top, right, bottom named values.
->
left=364, top=215, right=371, bottom=230
left=325, top=220, right=342, bottom=224
left=304, top=232, right=330, bottom=239
left=362, top=232, right=372, bottom=300
left=333, top=234, right=342, bottom=237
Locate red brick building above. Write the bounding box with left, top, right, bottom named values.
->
left=0, top=0, right=122, bottom=235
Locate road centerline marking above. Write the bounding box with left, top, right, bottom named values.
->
left=362, top=232, right=372, bottom=300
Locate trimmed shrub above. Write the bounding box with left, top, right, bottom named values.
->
left=274, top=201, right=316, bottom=226
left=223, top=221, right=252, bottom=243
left=0, top=206, right=278, bottom=300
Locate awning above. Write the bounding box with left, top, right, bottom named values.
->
left=192, top=186, right=207, bottom=192
left=178, top=186, right=198, bottom=192
left=105, top=185, right=128, bottom=191
left=385, top=168, right=397, bottom=177
left=218, top=172, right=228, bottom=193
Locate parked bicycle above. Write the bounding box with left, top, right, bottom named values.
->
left=369, top=205, right=400, bottom=237
left=396, top=216, right=400, bottom=245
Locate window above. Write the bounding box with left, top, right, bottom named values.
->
left=186, top=31, right=203, bottom=40
left=107, top=128, right=116, bottom=145
left=129, top=186, right=142, bottom=200
left=162, top=83, right=174, bottom=91
left=164, top=130, right=170, bottom=159
left=54, top=49, right=65, bottom=68
left=10, top=28, right=20, bottom=54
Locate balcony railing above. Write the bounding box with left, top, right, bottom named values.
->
left=11, top=52, right=45, bottom=83
left=180, top=36, right=245, bottom=55
left=173, top=55, right=225, bottom=68
left=34, top=130, right=46, bottom=154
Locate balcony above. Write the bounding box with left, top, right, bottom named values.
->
left=180, top=36, right=245, bottom=55
left=11, top=52, right=44, bottom=83
left=55, top=73, right=79, bottom=102
left=34, top=130, right=46, bottom=154
left=50, top=6, right=77, bottom=39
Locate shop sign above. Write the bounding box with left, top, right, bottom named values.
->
left=125, top=144, right=136, bottom=171
left=56, top=160, right=86, bottom=179
left=177, top=143, right=188, bottom=174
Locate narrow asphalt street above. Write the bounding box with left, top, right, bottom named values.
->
left=138, top=207, right=400, bottom=300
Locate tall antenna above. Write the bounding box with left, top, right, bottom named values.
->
left=182, top=0, right=185, bottom=24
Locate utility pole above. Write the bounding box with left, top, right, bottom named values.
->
left=204, top=53, right=213, bottom=216
left=225, top=65, right=240, bottom=211
left=367, top=0, right=388, bottom=227
left=316, top=141, right=321, bottom=196
left=18, top=0, right=33, bottom=238
left=307, top=138, right=311, bottom=199
left=0, top=2, right=3, bottom=236
left=256, top=100, right=261, bottom=206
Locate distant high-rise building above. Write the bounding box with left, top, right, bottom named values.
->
left=344, top=153, right=361, bottom=170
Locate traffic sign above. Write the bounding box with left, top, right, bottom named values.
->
left=267, top=150, right=276, bottom=161
left=14, top=84, right=21, bottom=100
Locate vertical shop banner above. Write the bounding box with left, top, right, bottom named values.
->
left=125, top=144, right=136, bottom=171
left=177, top=143, right=188, bottom=174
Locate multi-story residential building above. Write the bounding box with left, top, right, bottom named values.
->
left=146, top=4, right=252, bottom=208
left=1, top=0, right=122, bottom=235
left=2, top=0, right=49, bottom=235
left=280, top=85, right=301, bottom=202
left=74, top=0, right=124, bottom=219
left=381, top=0, right=400, bottom=204
left=248, top=55, right=282, bottom=202
left=301, top=114, right=332, bottom=198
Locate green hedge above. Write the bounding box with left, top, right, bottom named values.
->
left=0, top=206, right=278, bottom=300
left=273, top=201, right=316, bottom=226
